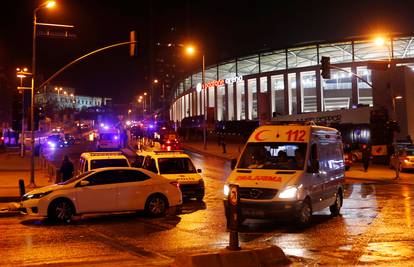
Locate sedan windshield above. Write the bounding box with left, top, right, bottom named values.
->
left=238, top=142, right=307, bottom=170
left=158, top=158, right=196, bottom=174
left=59, top=171, right=94, bottom=185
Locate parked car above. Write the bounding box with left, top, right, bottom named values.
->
left=64, top=134, right=76, bottom=145
left=389, top=147, right=414, bottom=172
left=21, top=167, right=182, bottom=222
left=45, top=134, right=67, bottom=149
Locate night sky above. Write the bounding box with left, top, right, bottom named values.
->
left=1, top=0, right=414, bottom=116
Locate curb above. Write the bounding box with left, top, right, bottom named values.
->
left=0, top=196, right=20, bottom=203
left=346, top=176, right=414, bottom=185
left=171, top=245, right=289, bottom=267
left=0, top=202, right=22, bottom=217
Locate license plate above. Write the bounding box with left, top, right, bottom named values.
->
left=242, top=208, right=264, bottom=217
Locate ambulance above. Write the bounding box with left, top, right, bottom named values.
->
left=223, top=122, right=345, bottom=227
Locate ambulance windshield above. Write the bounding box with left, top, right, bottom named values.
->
left=238, top=142, right=307, bottom=170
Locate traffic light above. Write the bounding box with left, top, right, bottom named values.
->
left=130, top=30, right=137, bottom=57
left=34, top=106, right=46, bottom=131
left=321, top=56, right=331, bottom=79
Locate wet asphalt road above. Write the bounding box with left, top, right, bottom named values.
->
left=2, top=144, right=414, bottom=266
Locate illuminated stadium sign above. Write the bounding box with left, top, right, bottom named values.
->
left=201, top=75, right=243, bottom=89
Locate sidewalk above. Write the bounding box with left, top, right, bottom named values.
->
left=346, top=162, right=414, bottom=185
left=181, top=140, right=244, bottom=161
left=0, top=150, right=54, bottom=204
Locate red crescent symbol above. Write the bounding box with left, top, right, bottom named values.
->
left=254, top=130, right=269, bottom=141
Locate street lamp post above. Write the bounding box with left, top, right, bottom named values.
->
left=17, top=68, right=29, bottom=157
left=201, top=54, right=206, bottom=150
left=374, top=36, right=403, bottom=179
left=185, top=46, right=207, bottom=149
left=30, top=1, right=56, bottom=187
left=54, top=87, right=63, bottom=108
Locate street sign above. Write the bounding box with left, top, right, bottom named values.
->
left=17, top=86, right=32, bottom=90
left=37, top=30, right=77, bottom=39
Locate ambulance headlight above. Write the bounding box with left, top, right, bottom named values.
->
left=278, top=186, right=298, bottom=199
left=223, top=184, right=230, bottom=196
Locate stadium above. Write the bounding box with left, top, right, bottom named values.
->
left=170, top=34, right=413, bottom=116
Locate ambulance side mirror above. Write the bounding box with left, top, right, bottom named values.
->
left=230, top=158, right=237, bottom=170
left=307, top=159, right=319, bottom=173
left=307, top=144, right=319, bottom=173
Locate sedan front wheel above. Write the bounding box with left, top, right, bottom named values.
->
left=48, top=199, right=74, bottom=223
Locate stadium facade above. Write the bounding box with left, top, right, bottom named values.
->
left=169, top=34, right=414, bottom=133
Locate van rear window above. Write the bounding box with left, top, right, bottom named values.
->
left=90, top=159, right=129, bottom=170
left=238, top=142, right=307, bottom=170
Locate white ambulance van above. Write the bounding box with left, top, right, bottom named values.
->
left=223, top=122, right=345, bottom=227
left=78, top=152, right=130, bottom=174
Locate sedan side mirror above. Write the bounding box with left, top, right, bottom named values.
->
left=197, top=169, right=202, bottom=173
left=230, top=158, right=237, bottom=170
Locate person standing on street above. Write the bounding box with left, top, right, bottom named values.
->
left=362, top=144, right=371, bottom=172
left=59, top=155, right=74, bottom=182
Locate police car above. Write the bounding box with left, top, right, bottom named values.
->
left=224, top=122, right=345, bottom=227
left=78, top=152, right=130, bottom=174
left=21, top=167, right=182, bottom=222
left=141, top=150, right=205, bottom=201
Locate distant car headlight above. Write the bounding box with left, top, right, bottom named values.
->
left=278, top=186, right=298, bottom=199
left=22, top=191, right=52, bottom=201
left=47, top=141, right=56, bottom=148
left=223, top=184, right=230, bottom=196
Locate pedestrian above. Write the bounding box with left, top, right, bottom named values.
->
left=131, top=155, right=143, bottom=168
left=59, top=155, right=74, bottom=182
left=361, top=144, right=370, bottom=172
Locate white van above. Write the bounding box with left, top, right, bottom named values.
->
left=96, top=128, right=121, bottom=151
left=79, top=152, right=130, bottom=174
left=141, top=150, right=205, bottom=201
left=223, top=123, right=345, bottom=227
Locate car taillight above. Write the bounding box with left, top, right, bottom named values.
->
left=166, top=140, right=171, bottom=144
left=170, top=181, right=180, bottom=189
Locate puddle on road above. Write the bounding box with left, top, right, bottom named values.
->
left=359, top=241, right=414, bottom=263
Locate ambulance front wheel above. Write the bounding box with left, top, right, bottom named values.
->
left=295, top=198, right=312, bottom=228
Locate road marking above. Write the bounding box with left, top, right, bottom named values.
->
left=80, top=225, right=171, bottom=261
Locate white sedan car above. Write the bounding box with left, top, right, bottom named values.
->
left=21, top=167, right=182, bottom=222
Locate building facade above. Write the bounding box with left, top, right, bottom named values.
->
left=170, top=34, right=414, bottom=124
left=35, top=85, right=111, bottom=111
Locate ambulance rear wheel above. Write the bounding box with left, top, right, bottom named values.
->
left=329, top=190, right=343, bottom=216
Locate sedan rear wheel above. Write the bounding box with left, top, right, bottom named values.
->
left=145, top=195, right=167, bottom=217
